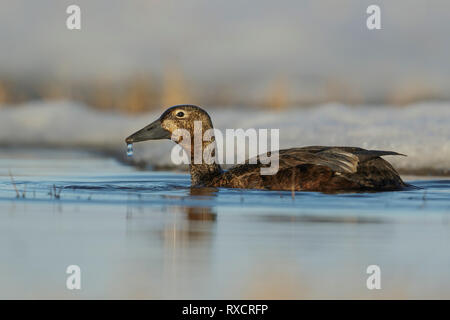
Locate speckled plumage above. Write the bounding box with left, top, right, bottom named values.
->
left=205, top=147, right=407, bottom=192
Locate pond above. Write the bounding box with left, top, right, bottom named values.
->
left=0, top=149, right=449, bottom=299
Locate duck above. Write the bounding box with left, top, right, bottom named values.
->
left=125, top=105, right=408, bottom=193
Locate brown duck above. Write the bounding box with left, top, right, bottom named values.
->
left=126, top=105, right=408, bottom=193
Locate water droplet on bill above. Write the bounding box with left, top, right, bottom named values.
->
left=127, top=143, right=133, bottom=157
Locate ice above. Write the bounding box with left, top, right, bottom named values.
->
left=0, top=100, right=449, bottom=173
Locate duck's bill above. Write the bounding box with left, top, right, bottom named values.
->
left=125, top=119, right=171, bottom=144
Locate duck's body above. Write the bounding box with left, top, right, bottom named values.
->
left=202, top=146, right=406, bottom=192
left=126, top=105, right=408, bottom=193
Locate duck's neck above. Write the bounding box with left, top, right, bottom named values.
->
left=190, top=162, right=222, bottom=186
left=176, top=120, right=223, bottom=186
left=187, top=140, right=222, bottom=186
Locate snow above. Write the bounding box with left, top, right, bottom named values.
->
left=1, top=100, right=449, bottom=172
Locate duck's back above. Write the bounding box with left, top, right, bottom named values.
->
left=206, top=146, right=407, bottom=192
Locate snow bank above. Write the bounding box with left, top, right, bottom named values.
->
left=0, top=101, right=449, bottom=172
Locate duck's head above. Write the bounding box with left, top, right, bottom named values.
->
left=125, top=105, right=214, bottom=144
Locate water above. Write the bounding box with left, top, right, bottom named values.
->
left=127, top=143, right=133, bottom=157
left=0, top=148, right=449, bottom=299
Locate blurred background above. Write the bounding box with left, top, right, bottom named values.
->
left=0, top=0, right=449, bottom=174
left=1, top=0, right=450, bottom=112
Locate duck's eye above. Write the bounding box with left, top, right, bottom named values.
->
left=176, top=111, right=185, bottom=118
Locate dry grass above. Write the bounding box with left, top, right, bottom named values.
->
left=8, top=170, right=20, bottom=198
left=265, top=76, right=290, bottom=110
left=0, top=71, right=446, bottom=113
left=387, top=79, right=440, bottom=106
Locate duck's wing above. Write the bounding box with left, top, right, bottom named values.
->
left=278, top=148, right=360, bottom=174
left=281, top=147, right=405, bottom=169
left=236, top=147, right=405, bottom=175
left=348, top=149, right=406, bottom=162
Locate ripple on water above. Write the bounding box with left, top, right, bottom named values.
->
left=1, top=151, right=450, bottom=299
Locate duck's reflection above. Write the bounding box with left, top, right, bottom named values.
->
left=123, top=187, right=219, bottom=295
left=160, top=186, right=218, bottom=244
left=185, top=187, right=217, bottom=222
left=158, top=187, right=218, bottom=295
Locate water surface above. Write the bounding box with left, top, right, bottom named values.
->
left=0, top=149, right=449, bottom=299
